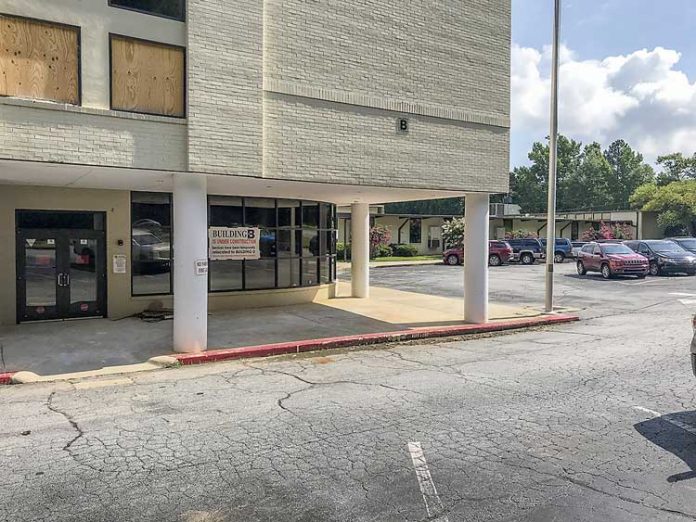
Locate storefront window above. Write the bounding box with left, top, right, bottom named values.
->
left=131, top=192, right=172, bottom=295
left=130, top=193, right=336, bottom=294
left=209, top=197, right=337, bottom=292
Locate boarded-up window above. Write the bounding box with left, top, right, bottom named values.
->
left=110, top=35, right=185, bottom=117
left=0, top=15, right=79, bottom=104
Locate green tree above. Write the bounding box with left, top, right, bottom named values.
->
left=441, top=217, right=465, bottom=248
left=603, top=139, right=655, bottom=209
left=510, top=135, right=582, bottom=214
left=563, top=142, right=612, bottom=211
left=630, top=180, right=696, bottom=235
left=655, top=153, right=696, bottom=185
left=384, top=198, right=463, bottom=216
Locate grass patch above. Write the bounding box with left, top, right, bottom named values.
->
left=372, top=255, right=442, bottom=262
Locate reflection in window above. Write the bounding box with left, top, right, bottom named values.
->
left=109, top=0, right=185, bottom=20
left=409, top=218, right=422, bottom=244
left=131, top=193, right=337, bottom=294
left=131, top=192, right=172, bottom=295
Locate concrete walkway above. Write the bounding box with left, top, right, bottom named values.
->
left=337, top=259, right=442, bottom=270
left=0, top=282, right=542, bottom=376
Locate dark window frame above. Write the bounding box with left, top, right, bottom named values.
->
left=108, top=33, right=187, bottom=119
left=0, top=13, right=82, bottom=106
left=409, top=218, right=422, bottom=244
left=208, top=198, right=337, bottom=294
left=130, top=192, right=173, bottom=297
left=108, top=0, right=186, bottom=22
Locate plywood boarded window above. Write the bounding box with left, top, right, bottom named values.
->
left=110, top=35, right=184, bottom=117
left=0, top=15, right=79, bottom=104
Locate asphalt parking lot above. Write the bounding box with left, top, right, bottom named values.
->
left=367, top=259, right=696, bottom=321
left=3, top=261, right=696, bottom=521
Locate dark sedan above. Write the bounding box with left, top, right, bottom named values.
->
left=667, top=237, right=696, bottom=255
left=624, top=240, right=696, bottom=276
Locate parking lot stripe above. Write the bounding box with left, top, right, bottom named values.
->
left=634, top=406, right=696, bottom=437
left=408, top=442, right=449, bottom=522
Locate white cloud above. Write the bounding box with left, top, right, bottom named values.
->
left=512, top=44, right=696, bottom=164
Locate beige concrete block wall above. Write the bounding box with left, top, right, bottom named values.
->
left=263, top=91, right=509, bottom=193
left=186, top=0, right=263, bottom=176
left=0, top=103, right=187, bottom=170
left=264, top=0, right=510, bottom=121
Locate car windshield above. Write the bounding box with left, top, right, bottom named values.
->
left=602, top=245, right=634, bottom=255
left=675, top=239, right=696, bottom=250
left=651, top=241, right=687, bottom=254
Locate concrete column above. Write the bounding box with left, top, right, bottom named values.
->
left=464, top=193, right=490, bottom=323
left=351, top=203, right=370, bottom=298
left=173, top=173, right=208, bottom=353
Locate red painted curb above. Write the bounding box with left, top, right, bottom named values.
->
left=175, top=313, right=580, bottom=366
left=0, top=372, right=16, bottom=385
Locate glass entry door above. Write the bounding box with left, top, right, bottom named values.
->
left=17, top=229, right=106, bottom=322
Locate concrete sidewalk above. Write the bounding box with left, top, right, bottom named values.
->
left=337, top=259, right=442, bottom=270
left=1, top=282, right=552, bottom=378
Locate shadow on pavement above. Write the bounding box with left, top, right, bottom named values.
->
left=635, top=411, right=696, bottom=483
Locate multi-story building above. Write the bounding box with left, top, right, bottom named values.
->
left=0, top=0, right=511, bottom=352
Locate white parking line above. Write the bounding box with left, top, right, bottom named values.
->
left=408, top=442, right=449, bottom=522
left=670, top=293, right=696, bottom=297
left=679, top=299, right=696, bottom=307
left=633, top=406, right=696, bottom=436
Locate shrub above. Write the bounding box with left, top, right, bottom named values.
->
left=336, top=242, right=351, bottom=260
left=442, top=217, right=465, bottom=248
left=370, top=225, right=392, bottom=258
left=392, top=244, right=418, bottom=257
left=373, top=244, right=393, bottom=258
left=505, top=230, right=538, bottom=240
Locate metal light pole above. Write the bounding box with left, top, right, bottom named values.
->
left=545, top=0, right=561, bottom=313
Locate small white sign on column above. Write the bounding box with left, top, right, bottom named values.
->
left=195, top=259, right=208, bottom=276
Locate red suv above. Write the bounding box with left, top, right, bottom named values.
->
left=443, top=240, right=513, bottom=267
left=576, top=242, right=649, bottom=279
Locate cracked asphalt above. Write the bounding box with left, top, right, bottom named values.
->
left=2, top=263, right=696, bottom=521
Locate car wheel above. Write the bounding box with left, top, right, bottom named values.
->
left=554, top=252, right=565, bottom=264
left=601, top=264, right=612, bottom=280
left=576, top=261, right=586, bottom=276
left=521, top=253, right=534, bottom=265
left=488, top=254, right=502, bottom=267
left=649, top=262, right=660, bottom=276
left=446, top=254, right=460, bottom=266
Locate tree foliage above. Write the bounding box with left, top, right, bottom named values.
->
left=441, top=217, right=465, bottom=248
left=385, top=198, right=463, bottom=216
left=511, top=136, right=654, bottom=213
left=630, top=180, right=696, bottom=236
left=655, top=153, right=696, bottom=186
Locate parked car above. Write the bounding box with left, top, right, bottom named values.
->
left=506, top=238, right=546, bottom=265
left=539, top=237, right=573, bottom=263
left=667, top=237, right=696, bottom=255
left=624, top=240, right=696, bottom=276
left=571, top=241, right=587, bottom=258
left=443, top=240, right=513, bottom=267
left=576, top=242, right=649, bottom=279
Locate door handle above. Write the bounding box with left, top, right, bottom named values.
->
left=57, top=273, right=64, bottom=287
left=65, top=273, right=70, bottom=287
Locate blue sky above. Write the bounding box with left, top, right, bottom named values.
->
left=511, top=0, right=696, bottom=167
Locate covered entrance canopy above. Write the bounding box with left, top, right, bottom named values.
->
left=0, top=159, right=495, bottom=355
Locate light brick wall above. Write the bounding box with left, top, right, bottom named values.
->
left=186, top=0, right=263, bottom=176
left=0, top=101, right=187, bottom=171
left=264, top=0, right=510, bottom=122
left=264, top=94, right=509, bottom=192
left=261, top=0, right=511, bottom=193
